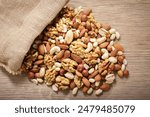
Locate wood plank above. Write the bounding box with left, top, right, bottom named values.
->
left=0, top=0, right=150, bottom=99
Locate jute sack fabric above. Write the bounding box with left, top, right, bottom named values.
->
left=0, top=0, right=69, bottom=75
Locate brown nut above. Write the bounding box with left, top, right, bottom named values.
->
left=71, top=53, right=82, bottom=63
left=58, top=44, right=69, bottom=50
left=76, top=70, right=83, bottom=78
left=34, top=60, right=44, bottom=65
left=123, top=70, right=129, bottom=77
left=82, top=86, right=89, bottom=93
left=82, top=77, right=90, bottom=87
left=70, top=81, right=76, bottom=89
left=100, top=83, right=110, bottom=91
left=81, top=14, right=87, bottom=22
left=77, top=64, right=84, bottom=72
left=88, top=70, right=98, bottom=78
left=86, top=21, right=91, bottom=31
left=73, top=22, right=80, bottom=29
left=82, top=69, right=89, bottom=77
left=99, top=42, right=109, bottom=48
left=94, top=74, right=101, bottom=81
left=28, top=72, right=34, bottom=79
left=80, top=28, right=87, bottom=37
left=56, top=50, right=65, bottom=59
left=117, top=70, right=124, bottom=78
left=102, top=23, right=111, bottom=31
left=62, top=50, right=71, bottom=59
left=114, top=42, right=124, bottom=52
left=35, top=73, right=41, bottom=78
left=46, top=42, right=51, bottom=53
left=117, top=56, right=124, bottom=63
left=59, top=68, right=66, bottom=76
left=114, top=64, right=121, bottom=71
left=38, top=44, right=45, bottom=55
left=110, top=49, right=118, bottom=57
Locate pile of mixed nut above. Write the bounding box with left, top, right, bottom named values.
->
left=21, top=6, right=129, bottom=96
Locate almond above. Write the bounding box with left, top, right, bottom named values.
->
left=46, top=42, right=51, bottom=53
left=82, top=86, right=89, bottom=93
left=86, top=21, right=91, bottom=31
left=58, top=44, right=69, bottom=50
left=114, top=42, right=124, bottom=52
left=110, top=49, right=118, bottom=57
left=94, top=74, right=101, bottom=81
left=56, top=50, right=65, bottom=59
left=80, top=28, right=87, bottom=37
left=38, top=44, right=45, bottom=55
left=70, top=81, right=76, bottom=89
left=99, top=42, right=109, bottom=48
left=34, top=60, right=44, bottom=65
left=102, top=23, right=111, bottom=31
left=88, top=70, right=98, bottom=78
left=76, top=70, right=83, bottom=77
left=100, top=83, right=110, bottom=91
left=62, top=50, right=70, bottom=59
left=82, top=69, right=89, bottom=77
left=71, top=53, right=82, bottom=63
left=77, top=64, right=84, bottom=72
left=35, top=73, right=41, bottom=78
left=65, top=30, right=73, bottom=44
left=82, top=77, right=90, bottom=87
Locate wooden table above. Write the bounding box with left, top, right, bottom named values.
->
left=0, top=0, right=150, bottom=99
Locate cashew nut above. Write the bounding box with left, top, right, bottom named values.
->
left=50, top=46, right=61, bottom=55
left=85, top=42, right=93, bottom=53
left=101, top=48, right=109, bottom=59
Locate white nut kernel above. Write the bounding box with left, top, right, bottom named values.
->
left=121, top=64, right=126, bottom=71
left=85, top=42, right=93, bottom=53
left=31, top=79, right=38, bottom=85
left=93, top=42, right=98, bottom=47
left=50, top=46, right=61, bottom=55
left=55, top=67, right=61, bottom=71
left=72, top=87, right=78, bottom=95
left=65, top=72, right=74, bottom=79
left=95, top=89, right=103, bottom=96
left=52, top=84, right=58, bottom=92
left=123, top=59, right=128, bottom=65
left=90, top=38, right=96, bottom=42
left=39, top=67, right=45, bottom=77
left=109, top=28, right=116, bottom=34
left=115, top=31, right=120, bottom=40
left=109, top=41, right=114, bottom=46
left=102, top=52, right=109, bottom=59
left=84, top=64, right=89, bottom=69
left=37, top=78, right=44, bottom=83
left=55, top=62, right=62, bottom=68
left=89, top=78, right=95, bottom=83
left=95, top=81, right=100, bottom=87
left=65, top=30, right=73, bottom=44
left=87, top=88, right=93, bottom=95
left=97, top=37, right=106, bottom=44
left=88, top=68, right=94, bottom=74
left=117, top=51, right=123, bottom=55
left=110, top=34, right=116, bottom=40
left=108, top=57, right=117, bottom=63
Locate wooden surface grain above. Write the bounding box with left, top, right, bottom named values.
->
left=0, top=0, right=150, bottom=99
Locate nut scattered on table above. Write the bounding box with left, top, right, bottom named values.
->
left=21, top=6, right=129, bottom=96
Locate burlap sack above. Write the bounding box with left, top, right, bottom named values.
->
left=0, top=0, right=69, bottom=75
